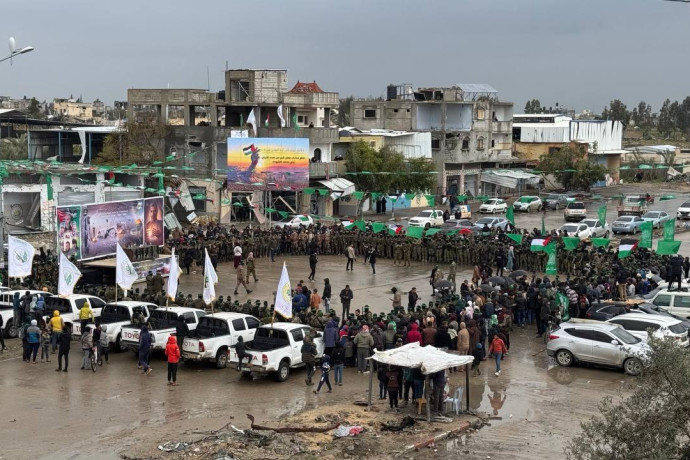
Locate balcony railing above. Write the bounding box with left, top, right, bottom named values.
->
left=309, top=161, right=337, bottom=178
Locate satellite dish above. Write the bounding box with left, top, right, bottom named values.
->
left=9, top=37, right=16, bottom=53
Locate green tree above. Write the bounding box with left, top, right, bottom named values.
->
left=524, top=99, right=542, bottom=113
left=537, top=143, right=607, bottom=191
left=0, top=134, right=28, bottom=160
left=337, top=96, right=352, bottom=126
left=567, top=337, right=690, bottom=460
left=96, top=119, right=171, bottom=166
left=27, top=97, right=42, bottom=119
left=631, top=101, right=652, bottom=132
left=601, top=99, right=630, bottom=126
left=658, top=99, right=675, bottom=137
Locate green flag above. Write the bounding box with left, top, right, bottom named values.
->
left=425, top=194, right=435, bottom=207
left=447, top=230, right=458, bottom=236
left=562, top=237, right=580, bottom=251
left=354, top=220, right=366, bottom=231
left=425, top=228, right=440, bottom=236
left=657, top=240, right=681, bottom=255
left=406, top=226, right=424, bottom=239
left=598, top=205, right=606, bottom=226
left=664, top=219, right=676, bottom=242
left=352, top=191, right=365, bottom=200
left=541, top=216, right=546, bottom=236
left=405, top=193, right=416, bottom=201
left=291, top=112, right=299, bottom=132
left=372, top=222, right=386, bottom=234
left=639, top=221, right=653, bottom=248
left=45, top=173, right=54, bottom=201
left=506, top=233, right=523, bottom=245
left=506, top=205, right=515, bottom=225
left=591, top=238, right=610, bottom=248
left=544, top=242, right=557, bottom=275
left=303, top=188, right=315, bottom=195
left=370, top=192, right=381, bottom=200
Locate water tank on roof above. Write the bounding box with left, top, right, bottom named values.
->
left=386, top=85, right=397, bottom=101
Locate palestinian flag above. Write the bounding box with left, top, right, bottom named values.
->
left=531, top=236, right=551, bottom=252
left=618, top=238, right=638, bottom=259
left=243, top=144, right=259, bottom=156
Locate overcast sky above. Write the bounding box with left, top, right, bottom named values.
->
left=1, top=0, right=689, bottom=114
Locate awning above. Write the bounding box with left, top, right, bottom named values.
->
left=368, top=342, right=472, bottom=374
left=317, top=178, right=355, bottom=197
left=480, top=169, right=540, bottom=189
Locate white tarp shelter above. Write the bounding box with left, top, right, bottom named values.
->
left=369, top=342, right=472, bottom=374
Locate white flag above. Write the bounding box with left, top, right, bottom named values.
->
left=277, top=104, right=286, bottom=128
left=246, top=108, right=257, bottom=134
left=274, top=262, right=292, bottom=319
left=116, top=244, right=138, bottom=291
left=58, top=252, right=82, bottom=297
left=8, top=235, right=35, bottom=278
left=166, top=249, right=180, bottom=302
left=202, top=249, right=218, bottom=305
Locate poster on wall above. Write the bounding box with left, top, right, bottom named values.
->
left=226, top=137, right=309, bottom=191
left=133, top=255, right=173, bottom=281
left=57, top=206, right=82, bottom=260
left=56, top=197, right=165, bottom=261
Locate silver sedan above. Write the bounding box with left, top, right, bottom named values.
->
left=641, top=211, right=671, bottom=229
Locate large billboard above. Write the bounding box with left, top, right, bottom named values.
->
left=57, top=196, right=164, bottom=261
left=226, top=138, right=309, bottom=190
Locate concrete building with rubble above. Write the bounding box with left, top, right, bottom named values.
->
left=349, top=83, right=514, bottom=196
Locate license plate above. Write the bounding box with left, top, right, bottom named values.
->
left=241, top=367, right=251, bottom=372
left=182, top=352, right=196, bottom=359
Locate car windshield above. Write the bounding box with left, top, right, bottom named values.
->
left=610, top=327, right=641, bottom=344
left=485, top=199, right=499, bottom=205
left=583, top=220, right=597, bottom=227
left=568, top=202, right=585, bottom=209
left=561, top=225, right=578, bottom=232
left=442, top=220, right=470, bottom=228
left=682, top=202, right=690, bottom=208
left=545, top=194, right=560, bottom=201
left=668, top=323, right=687, bottom=334
left=476, top=218, right=494, bottom=225
left=418, top=211, right=433, bottom=218
left=518, top=197, right=534, bottom=203
left=616, top=217, right=633, bottom=223
left=643, top=212, right=659, bottom=218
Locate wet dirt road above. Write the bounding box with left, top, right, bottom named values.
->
left=0, top=257, right=637, bottom=459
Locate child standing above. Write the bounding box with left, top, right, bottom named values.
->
left=313, top=355, right=332, bottom=394
left=40, top=326, right=51, bottom=363
left=165, top=336, right=180, bottom=385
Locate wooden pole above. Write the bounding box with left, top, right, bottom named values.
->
left=465, top=363, right=470, bottom=412
left=425, top=375, right=431, bottom=422
left=367, top=361, right=374, bottom=411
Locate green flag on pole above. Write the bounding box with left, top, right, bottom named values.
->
left=45, top=173, right=54, bottom=200
left=664, top=219, right=676, bottom=242
left=639, top=221, right=653, bottom=248
left=425, top=194, right=435, bottom=207
left=506, top=233, right=523, bottom=245
left=541, top=216, right=547, bottom=236
left=425, top=228, right=440, bottom=236
left=598, top=205, right=607, bottom=226
left=657, top=240, right=681, bottom=255
left=506, top=205, right=514, bottom=225
left=591, top=238, right=610, bottom=248
left=291, top=112, right=299, bottom=132
left=372, top=222, right=386, bottom=233
left=562, top=237, right=580, bottom=251
left=544, top=242, right=557, bottom=275
left=406, top=226, right=424, bottom=239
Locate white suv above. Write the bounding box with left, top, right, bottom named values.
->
left=607, top=313, right=689, bottom=347
left=479, top=199, right=507, bottom=214
left=651, top=290, right=690, bottom=319
left=564, top=202, right=587, bottom=221
left=408, top=209, right=444, bottom=228
left=513, top=196, right=543, bottom=212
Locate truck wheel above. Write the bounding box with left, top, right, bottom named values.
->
left=116, top=334, right=125, bottom=353
left=424, top=223, right=430, bottom=229
left=555, top=204, right=560, bottom=210
left=5, top=319, right=17, bottom=338
left=275, top=360, right=290, bottom=382
left=216, top=349, right=228, bottom=369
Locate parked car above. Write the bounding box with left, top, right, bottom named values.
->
left=513, top=196, right=543, bottom=212
left=563, top=202, right=587, bottom=221
left=408, top=209, right=444, bottom=228
left=612, top=215, right=644, bottom=234
left=274, top=214, right=314, bottom=228
left=43, top=294, right=106, bottom=336
left=479, top=199, right=507, bottom=214
left=557, top=223, right=592, bottom=239
left=229, top=323, right=325, bottom=382
left=0, top=290, right=53, bottom=338
left=182, top=313, right=260, bottom=368
left=473, top=217, right=510, bottom=231
left=543, top=193, right=573, bottom=210
left=586, top=303, right=634, bottom=321
left=641, top=210, right=671, bottom=228
left=650, top=290, right=690, bottom=319
left=440, top=218, right=474, bottom=234
left=546, top=321, right=648, bottom=375
left=676, top=201, right=690, bottom=220
left=607, top=313, right=689, bottom=347
left=86, top=301, right=158, bottom=352
left=581, top=218, right=610, bottom=238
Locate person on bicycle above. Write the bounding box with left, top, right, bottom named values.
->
left=80, top=327, right=93, bottom=370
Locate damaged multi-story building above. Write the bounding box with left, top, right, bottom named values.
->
left=350, top=84, right=514, bottom=196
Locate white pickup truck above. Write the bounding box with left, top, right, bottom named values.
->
left=0, top=290, right=51, bottom=338
left=86, top=301, right=158, bottom=352
left=182, top=312, right=260, bottom=369
left=408, top=209, right=444, bottom=228
left=43, top=294, right=106, bottom=336
left=121, top=307, right=206, bottom=354
left=229, top=322, right=325, bottom=382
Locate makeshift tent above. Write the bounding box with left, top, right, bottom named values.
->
left=367, top=343, right=473, bottom=421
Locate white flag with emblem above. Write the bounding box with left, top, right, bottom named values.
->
left=277, top=104, right=286, bottom=127
left=166, top=248, right=180, bottom=301
left=274, top=262, right=293, bottom=319
left=246, top=108, right=257, bottom=134
left=8, top=235, right=35, bottom=278
left=202, top=249, right=218, bottom=305
left=58, top=251, right=82, bottom=297
left=116, top=244, right=138, bottom=291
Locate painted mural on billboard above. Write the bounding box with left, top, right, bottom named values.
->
left=226, top=138, right=309, bottom=190
left=57, top=206, right=82, bottom=260
left=144, top=198, right=165, bottom=246
left=81, top=199, right=145, bottom=259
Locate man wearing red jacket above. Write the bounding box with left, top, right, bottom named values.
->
left=165, top=336, right=181, bottom=386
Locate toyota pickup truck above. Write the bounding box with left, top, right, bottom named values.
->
left=408, top=209, right=444, bottom=228
left=121, top=306, right=206, bottom=354
left=85, top=301, right=157, bottom=352
left=0, top=290, right=52, bottom=338
left=43, top=294, right=106, bottom=336
left=229, top=322, right=325, bottom=382
left=182, top=312, right=260, bottom=368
